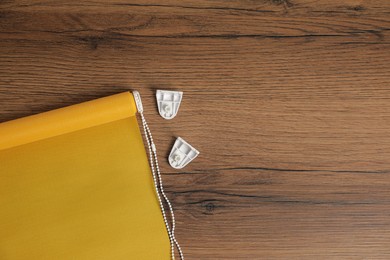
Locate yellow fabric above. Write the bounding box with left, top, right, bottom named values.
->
left=0, top=92, right=170, bottom=259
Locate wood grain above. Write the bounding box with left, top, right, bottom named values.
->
left=1, top=0, right=390, bottom=259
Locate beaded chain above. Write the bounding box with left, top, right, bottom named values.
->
left=139, top=112, right=184, bottom=260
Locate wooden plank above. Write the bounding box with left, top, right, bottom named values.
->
left=0, top=0, right=390, bottom=259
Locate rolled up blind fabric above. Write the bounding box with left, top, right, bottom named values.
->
left=0, top=92, right=170, bottom=259
left=0, top=92, right=137, bottom=151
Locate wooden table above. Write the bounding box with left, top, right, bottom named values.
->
left=1, top=1, right=390, bottom=259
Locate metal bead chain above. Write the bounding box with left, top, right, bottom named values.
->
left=140, top=113, right=184, bottom=260
left=140, top=115, right=174, bottom=257
left=142, top=115, right=184, bottom=260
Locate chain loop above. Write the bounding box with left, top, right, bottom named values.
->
left=140, top=113, right=184, bottom=260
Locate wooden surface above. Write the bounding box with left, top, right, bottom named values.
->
left=1, top=0, right=390, bottom=259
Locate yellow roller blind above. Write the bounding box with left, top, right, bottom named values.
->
left=0, top=92, right=170, bottom=259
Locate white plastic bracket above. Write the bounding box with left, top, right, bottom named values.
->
left=132, top=91, right=143, bottom=113
left=156, top=90, right=183, bottom=120
left=169, top=137, right=199, bottom=169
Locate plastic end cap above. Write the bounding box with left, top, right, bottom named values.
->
left=156, top=90, right=183, bottom=120
left=168, top=137, right=199, bottom=169
left=132, top=91, right=143, bottom=113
